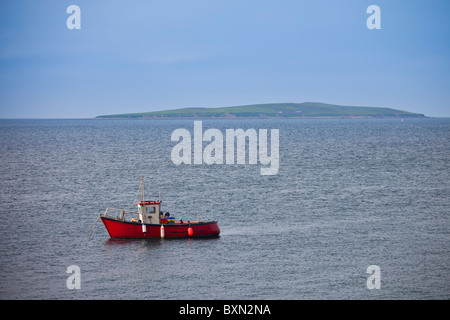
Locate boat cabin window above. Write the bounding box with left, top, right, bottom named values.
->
left=147, top=206, right=156, bottom=213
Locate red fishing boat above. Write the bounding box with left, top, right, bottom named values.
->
left=93, top=176, right=220, bottom=239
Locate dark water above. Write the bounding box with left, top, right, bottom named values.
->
left=0, top=118, right=448, bottom=299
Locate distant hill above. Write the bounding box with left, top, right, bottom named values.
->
left=95, top=102, right=426, bottom=119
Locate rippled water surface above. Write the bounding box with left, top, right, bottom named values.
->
left=0, top=118, right=448, bottom=299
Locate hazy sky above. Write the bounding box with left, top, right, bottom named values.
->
left=1, top=0, right=449, bottom=118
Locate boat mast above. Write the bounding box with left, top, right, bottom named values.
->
left=140, top=176, right=147, bottom=234
left=141, top=175, right=145, bottom=202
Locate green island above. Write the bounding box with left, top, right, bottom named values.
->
left=95, top=102, right=426, bottom=119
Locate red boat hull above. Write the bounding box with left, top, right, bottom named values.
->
left=101, top=216, right=220, bottom=239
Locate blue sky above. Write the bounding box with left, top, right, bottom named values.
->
left=0, top=0, right=449, bottom=118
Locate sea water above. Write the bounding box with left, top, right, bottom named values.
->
left=0, top=118, right=448, bottom=299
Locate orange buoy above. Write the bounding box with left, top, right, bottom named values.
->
left=188, top=225, right=193, bottom=237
